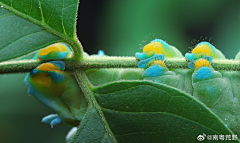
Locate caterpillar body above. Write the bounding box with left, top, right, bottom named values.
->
left=24, top=61, right=88, bottom=126
left=25, top=43, right=87, bottom=142
left=135, top=39, right=191, bottom=93
left=191, top=64, right=240, bottom=135
left=185, top=43, right=240, bottom=135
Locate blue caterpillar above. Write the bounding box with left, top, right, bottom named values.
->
left=135, top=39, right=183, bottom=77
left=135, top=39, right=192, bottom=93
left=185, top=42, right=240, bottom=135
left=25, top=43, right=87, bottom=141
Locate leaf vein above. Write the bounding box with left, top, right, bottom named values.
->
left=0, top=30, right=47, bottom=51
left=0, top=12, right=13, bottom=19
left=61, top=0, right=67, bottom=36
left=38, top=0, right=45, bottom=23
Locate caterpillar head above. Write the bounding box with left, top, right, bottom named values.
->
left=135, top=39, right=183, bottom=60
left=33, top=43, right=72, bottom=60
left=185, top=41, right=225, bottom=61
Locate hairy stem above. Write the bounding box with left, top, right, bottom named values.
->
left=74, top=70, right=117, bottom=142
left=0, top=57, right=239, bottom=74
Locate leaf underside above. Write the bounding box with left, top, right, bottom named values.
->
left=72, top=78, right=238, bottom=143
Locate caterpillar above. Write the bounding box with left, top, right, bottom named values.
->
left=24, top=61, right=88, bottom=127
left=135, top=39, right=191, bottom=93
left=33, top=42, right=72, bottom=60
left=26, top=47, right=144, bottom=142
left=190, top=59, right=240, bottom=135
left=25, top=43, right=87, bottom=142
left=135, top=39, right=183, bottom=77
left=185, top=51, right=240, bottom=135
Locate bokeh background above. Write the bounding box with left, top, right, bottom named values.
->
left=1, top=0, right=240, bottom=142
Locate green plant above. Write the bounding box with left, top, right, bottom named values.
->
left=0, top=0, right=240, bottom=142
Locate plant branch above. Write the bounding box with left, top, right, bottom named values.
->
left=0, top=57, right=240, bottom=74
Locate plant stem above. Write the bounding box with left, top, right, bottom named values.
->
left=0, top=57, right=240, bottom=74
left=74, top=70, right=117, bottom=142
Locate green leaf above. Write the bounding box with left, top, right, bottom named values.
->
left=71, top=106, right=113, bottom=143
left=0, top=0, right=81, bottom=62
left=73, top=72, right=238, bottom=142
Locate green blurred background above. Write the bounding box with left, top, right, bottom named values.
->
left=1, top=0, right=240, bottom=142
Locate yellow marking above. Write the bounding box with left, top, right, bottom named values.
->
left=30, top=72, right=66, bottom=97
left=192, top=44, right=211, bottom=55
left=194, top=59, right=211, bottom=70
left=31, top=73, right=52, bottom=87
left=37, top=43, right=69, bottom=57
left=37, top=63, right=60, bottom=71
left=143, top=42, right=163, bottom=54
left=145, top=50, right=156, bottom=55
left=147, top=60, right=165, bottom=68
